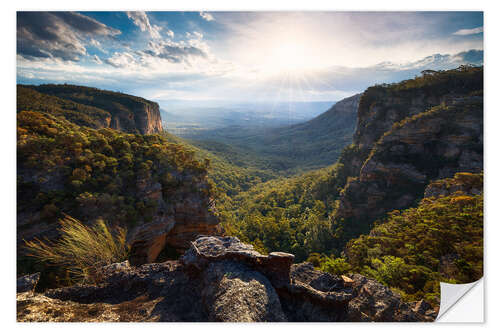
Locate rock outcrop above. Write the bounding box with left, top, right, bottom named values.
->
left=424, top=172, right=483, bottom=198
left=25, top=84, right=163, bottom=135
left=17, top=236, right=437, bottom=322
left=127, top=178, right=220, bottom=266
left=17, top=272, right=41, bottom=293
left=350, top=67, right=482, bottom=173
left=332, top=67, right=483, bottom=243
left=334, top=97, right=482, bottom=237
left=347, top=274, right=437, bottom=322
left=17, top=167, right=220, bottom=269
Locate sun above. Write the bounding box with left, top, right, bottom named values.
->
left=266, top=41, right=311, bottom=74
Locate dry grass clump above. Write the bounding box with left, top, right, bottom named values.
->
left=24, top=214, right=129, bottom=283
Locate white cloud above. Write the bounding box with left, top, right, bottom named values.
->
left=104, top=52, right=138, bottom=68
left=92, top=55, right=103, bottom=65
left=453, top=26, right=483, bottom=36
left=200, top=12, right=214, bottom=22
left=126, top=11, right=163, bottom=39
left=186, top=31, right=203, bottom=40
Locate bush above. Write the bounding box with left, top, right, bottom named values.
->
left=24, top=215, right=129, bottom=284
left=307, top=253, right=352, bottom=276
left=320, top=256, right=352, bottom=276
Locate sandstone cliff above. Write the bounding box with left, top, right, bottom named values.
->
left=17, top=236, right=437, bottom=322
left=23, top=84, right=163, bottom=135
left=331, top=67, right=483, bottom=244
left=340, top=67, right=483, bottom=179
left=127, top=172, right=220, bottom=265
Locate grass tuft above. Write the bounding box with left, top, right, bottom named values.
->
left=24, top=214, right=129, bottom=284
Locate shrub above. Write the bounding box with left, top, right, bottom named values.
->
left=24, top=215, right=129, bottom=284
left=320, top=256, right=352, bottom=276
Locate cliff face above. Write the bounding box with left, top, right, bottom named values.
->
left=127, top=172, right=220, bottom=265
left=334, top=97, right=482, bottom=239
left=17, top=236, right=436, bottom=322
left=24, top=84, right=163, bottom=135
left=342, top=68, right=483, bottom=178
left=133, top=101, right=163, bottom=134
left=331, top=67, right=483, bottom=244
left=17, top=164, right=219, bottom=267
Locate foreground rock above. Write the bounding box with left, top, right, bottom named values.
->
left=17, top=272, right=40, bottom=293
left=17, top=236, right=437, bottom=322
left=347, top=274, right=436, bottom=322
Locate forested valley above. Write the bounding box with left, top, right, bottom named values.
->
left=17, top=66, right=483, bottom=306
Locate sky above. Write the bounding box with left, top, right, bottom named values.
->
left=16, top=11, right=483, bottom=103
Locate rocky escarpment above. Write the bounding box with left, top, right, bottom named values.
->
left=331, top=67, right=483, bottom=243
left=348, top=67, right=483, bottom=175
left=17, top=236, right=437, bottom=322
left=18, top=165, right=220, bottom=268
left=26, top=84, right=163, bottom=134
left=127, top=174, right=220, bottom=265
left=334, top=96, right=483, bottom=239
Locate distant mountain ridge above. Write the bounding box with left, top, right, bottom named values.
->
left=18, top=84, right=163, bottom=135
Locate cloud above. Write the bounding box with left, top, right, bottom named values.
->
left=104, top=52, right=138, bottom=68
left=165, top=29, right=174, bottom=38
left=297, top=50, right=484, bottom=97
left=200, top=12, right=214, bottom=22
left=17, top=12, right=120, bottom=61
left=126, top=11, right=170, bottom=39
left=92, top=54, right=103, bottom=65
left=186, top=31, right=203, bottom=40
left=374, top=49, right=484, bottom=71
left=453, top=49, right=484, bottom=64
left=16, top=12, right=484, bottom=102
left=102, top=40, right=209, bottom=69
left=453, top=26, right=483, bottom=36
left=143, top=40, right=208, bottom=64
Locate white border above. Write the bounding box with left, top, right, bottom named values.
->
left=3, top=0, right=499, bottom=331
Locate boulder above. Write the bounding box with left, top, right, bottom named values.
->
left=201, top=261, right=286, bottom=322
left=347, top=274, right=436, bottom=322
left=17, top=272, right=40, bottom=293
left=181, top=236, right=294, bottom=288
left=279, top=263, right=354, bottom=321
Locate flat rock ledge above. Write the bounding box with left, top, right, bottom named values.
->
left=181, top=235, right=295, bottom=288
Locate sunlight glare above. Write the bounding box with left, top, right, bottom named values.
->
left=266, top=40, right=312, bottom=75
